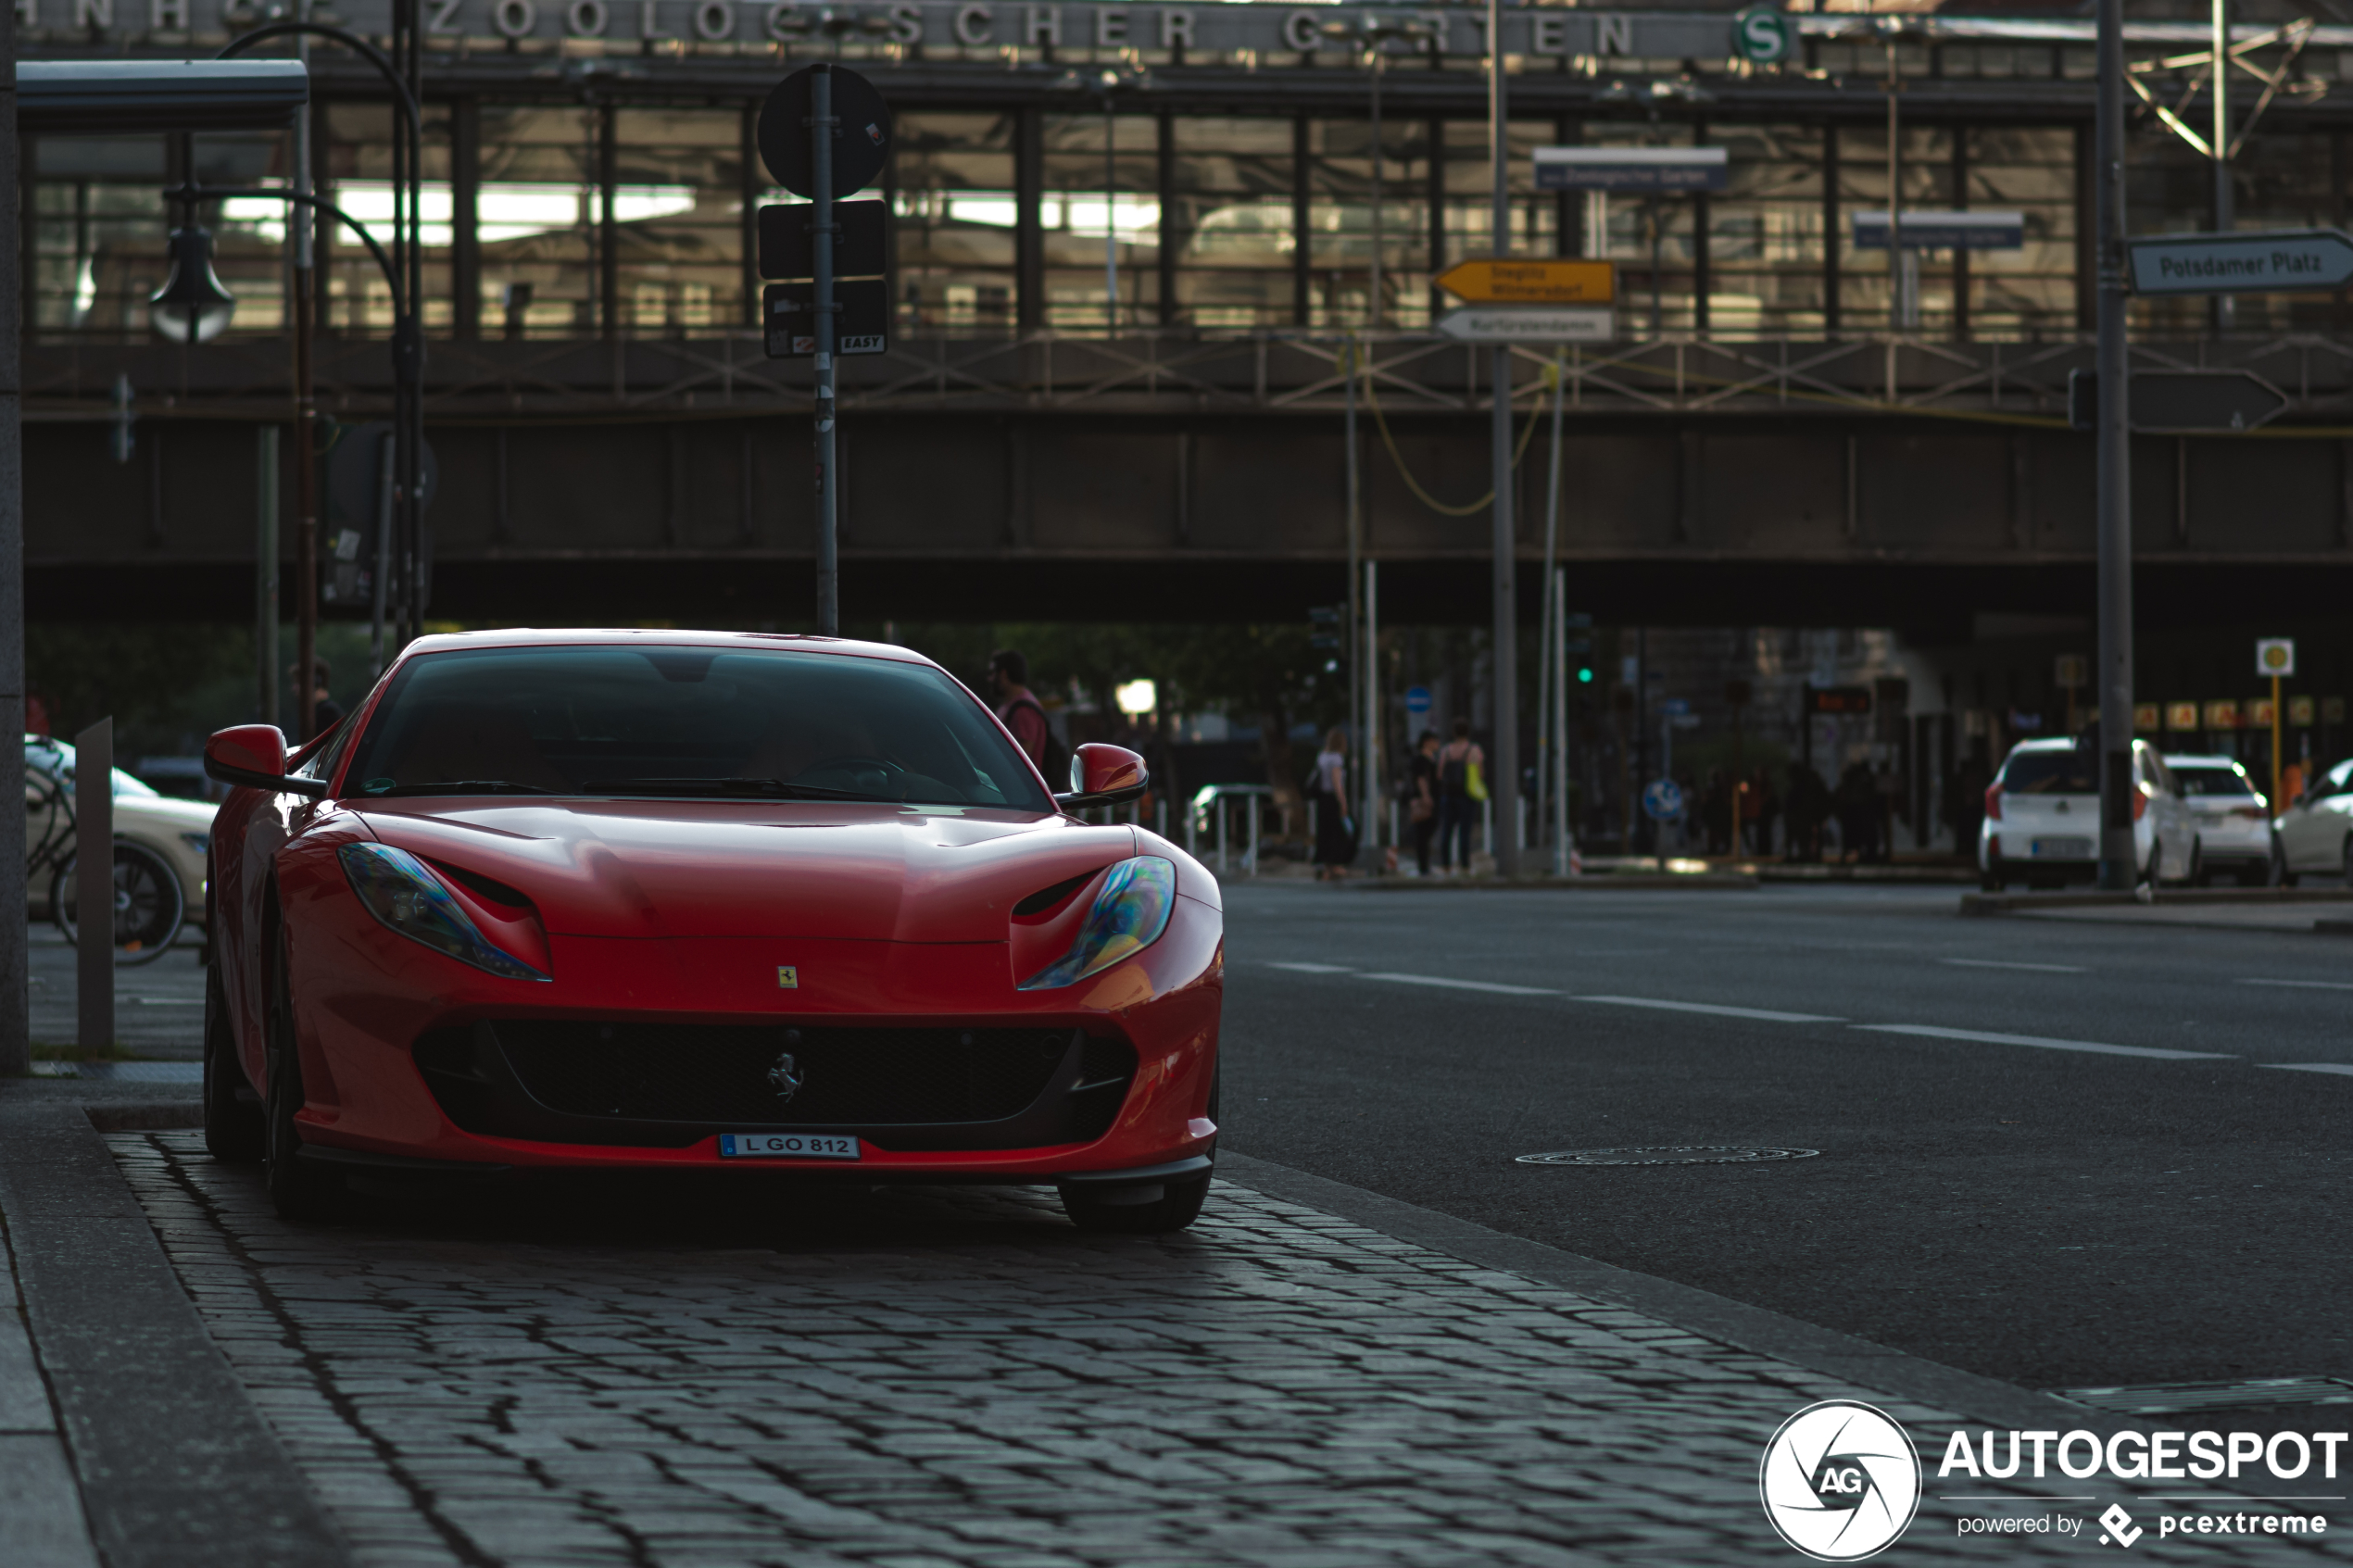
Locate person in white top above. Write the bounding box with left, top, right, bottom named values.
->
left=1311, top=726, right=1353, bottom=879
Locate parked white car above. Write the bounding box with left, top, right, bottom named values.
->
left=2276, top=757, right=2353, bottom=885
left=2162, top=754, right=2281, bottom=886
left=1979, top=737, right=2196, bottom=891
left=25, top=734, right=216, bottom=939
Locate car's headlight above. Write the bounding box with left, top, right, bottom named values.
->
left=1019, top=856, right=1176, bottom=991
left=337, top=843, right=550, bottom=982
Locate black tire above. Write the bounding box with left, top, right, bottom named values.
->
left=1980, top=858, right=2006, bottom=894
left=262, top=927, right=343, bottom=1222
left=52, top=841, right=184, bottom=966
left=1060, top=1173, right=1212, bottom=1236
left=2265, top=837, right=2288, bottom=887
left=202, top=964, right=265, bottom=1163
left=2186, top=839, right=2204, bottom=888
left=2143, top=842, right=2162, bottom=888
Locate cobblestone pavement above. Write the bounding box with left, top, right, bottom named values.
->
left=108, top=1133, right=2335, bottom=1567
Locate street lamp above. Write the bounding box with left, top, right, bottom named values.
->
left=148, top=222, right=238, bottom=342
left=1319, top=18, right=1432, bottom=329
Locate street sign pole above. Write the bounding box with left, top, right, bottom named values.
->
left=2095, top=0, right=2135, bottom=891
left=812, top=63, right=838, bottom=635
left=1487, top=0, right=1517, bottom=879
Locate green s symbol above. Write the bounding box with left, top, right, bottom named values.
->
left=1735, top=6, right=1790, bottom=64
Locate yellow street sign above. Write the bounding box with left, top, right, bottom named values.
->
left=1436, top=257, right=1616, bottom=306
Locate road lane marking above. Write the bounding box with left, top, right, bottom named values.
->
left=1574, top=996, right=1844, bottom=1023
left=1853, top=1023, right=2233, bottom=1061
left=2239, top=979, right=2353, bottom=991
left=1265, top=962, right=1355, bottom=973
left=1940, top=959, right=2087, bottom=973
left=2259, top=1063, right=2353, bottom=1076
left=1360, top=973, right=1560, bottom=996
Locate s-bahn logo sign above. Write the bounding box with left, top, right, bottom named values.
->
left=24, top=0, right=1759, bottom=60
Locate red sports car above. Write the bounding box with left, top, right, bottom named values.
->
left=201, top=630, right=1222, bottom=1230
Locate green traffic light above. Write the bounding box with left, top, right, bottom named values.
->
left=1578, top=667, right=1593, bottom=684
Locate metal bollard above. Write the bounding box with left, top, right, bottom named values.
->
left=1246, top=796, right=1260, bottom=875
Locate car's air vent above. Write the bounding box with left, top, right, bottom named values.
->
left=1013, top=870, right=1099, bottom=919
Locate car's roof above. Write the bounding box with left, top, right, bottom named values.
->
left=2007, top=735, right=2158, bottom=755
left=2161, top=753, right=2245, bottom=768
left=393, top=629, right=936, bottom=665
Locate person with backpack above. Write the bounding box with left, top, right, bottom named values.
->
left=1437, top=718, right=1486, bottom=876
left=989, top=649, right=1070, bottom=791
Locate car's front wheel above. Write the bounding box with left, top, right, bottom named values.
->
left=1060, top=1173, right=1211, bottom=1236
left=263, top=934, right=343, bottom=1222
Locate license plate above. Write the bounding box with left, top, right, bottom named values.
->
left=717, top=1133, right=861, bottom=1160
left=2031, top=837, right=2094, bottom=859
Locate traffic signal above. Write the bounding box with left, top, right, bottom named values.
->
left=1578, top=667, right=1593, bottom=684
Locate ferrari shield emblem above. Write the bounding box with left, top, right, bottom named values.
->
left=776, top=966, right=799, bottom=988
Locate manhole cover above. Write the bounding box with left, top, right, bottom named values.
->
left=1515, top=1146, right=1821, bottom=1167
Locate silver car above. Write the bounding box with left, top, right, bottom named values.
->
left=1979, top=737, right=2196, bottom=891
left=2162, top=754, right=2281, bottom=886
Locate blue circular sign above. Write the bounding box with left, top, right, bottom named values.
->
left=1642, top=778, right=1685, bottom=822
left=1404, top=685, right=1432, bottom=715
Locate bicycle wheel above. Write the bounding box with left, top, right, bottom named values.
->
left=51, top=841, right=186, bottom=966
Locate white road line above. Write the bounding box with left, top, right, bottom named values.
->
left=1940, top=959, right=2088, bottom=973
left=2238, top=979, right=2353, bottom=991
left=1854, top=1023, right=2233, bottom=1061
left=1265, top=962, right=1355, bottom=973
left=2259, top=1063, right=2353, bottom=1077
left=1360, top=972, right=1560, bottom=997
left=1574, top=996, right=1845, bottom=1023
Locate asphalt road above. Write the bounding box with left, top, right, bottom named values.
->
left=1213, top=882, right=2353, bottom=1418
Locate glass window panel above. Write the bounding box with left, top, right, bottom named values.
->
left=1707, top=123, right=1826, bottom=336
left=1170, top=116, right=1292, bottom=331
left=474, top=105, right=595, bottom=338
left=1043, top=111, right=1159, bottom=330
left=1305, top=117, right=1433, bottom=328
left=1964, top=126, right=2079, bottom=339
left=893, top=111, right=1016, bottom=332
left=323, top=104, right=452, bottom=335
left=610, top=107, right=746, bottom=337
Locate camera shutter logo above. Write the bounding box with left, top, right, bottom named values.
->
left=1759, top=1400, right=1922, bottom=1561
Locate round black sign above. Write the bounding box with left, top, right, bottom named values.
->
left=759, top=65, right=893, bottom=199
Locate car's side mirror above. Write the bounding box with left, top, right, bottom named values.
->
left=1056, top=743, right=1148, bottom=809
left=204, top=724, right=328, bottom=798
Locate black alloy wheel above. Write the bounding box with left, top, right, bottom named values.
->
left=262, top=926, right=343, bottom=1222
left=51, top=842, right=183, bottom=966
left=1060, top=1173, right=1212, bottom=1236
left=202, top=963, right=265, bottom=1162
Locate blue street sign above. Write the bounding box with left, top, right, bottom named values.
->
left=1533, top=146, right=1728, bottom=194
left=1852, top=210, right=2025, bottom=251
left=1659, top=697, right=1691, bottom=718
left=1642, top=778, right=1685, bottom=822
left=1405, top=686, right=1432, bottom=715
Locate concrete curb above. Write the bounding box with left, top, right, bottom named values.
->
left=0, top=1104, right=347, bottom=1568
left=1214, top=1148, right=2109, bottom=1436
left=1963, top=886, right=2353, bottom=915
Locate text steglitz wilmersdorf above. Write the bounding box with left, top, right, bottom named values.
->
left=1941, top=1427, right=2348, bottom=1482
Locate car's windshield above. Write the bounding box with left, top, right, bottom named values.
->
left=2172, top=765, right=2257, bottom=798
left=1999, top=748, right=2096, bottom=795
left=340, top=646, right=1052, bottom=810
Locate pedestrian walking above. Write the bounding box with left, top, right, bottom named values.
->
left=989, top=649, right=1068, bottom=784
left=1309, top=727, right=1354, bottom=879
left=1436, top=719, right=1485, bottom=875
left=1405, top=730, right=1441, bottom=875
left=289, top=657, right=344, bottom=742
left=1836, top=760, right=1880, bottom=864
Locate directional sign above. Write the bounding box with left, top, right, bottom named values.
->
left=2066, top=370, right=2289, bottom=433
left=764, top=279, right=888, bottom=358
left=1436, top=307, right=1613, bottom=345
left=2127, top=228, right=2353, bottom=295
left=1532, top=146, right=1727, bottom=194
left=1852, top=210, right=2025, bottom=251
left=1435, top=257, right=1614, bottom=306
left=759, top=64, right=893, bottom=199
left=2259, top=638, right=2296, bottom=679
left=761, top=198, right=887, bottom=280
left=1641, top=778, right=1685, bottom=822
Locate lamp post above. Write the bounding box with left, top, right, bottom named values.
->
left=148, top=212, right=239, bottom=341
left=217, top=21, right=422, bottom=659
left=1487, top=0, right=1519, bottom=878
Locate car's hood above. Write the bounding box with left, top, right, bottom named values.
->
left=346, top=799, right=1137, bottom=942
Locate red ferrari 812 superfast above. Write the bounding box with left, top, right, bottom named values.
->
left=201, top=631, right=1222, bottom=1230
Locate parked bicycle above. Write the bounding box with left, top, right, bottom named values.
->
left=25, top=749, right=187, bottom=966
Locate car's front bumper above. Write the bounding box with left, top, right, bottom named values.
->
left=280, top=874, right=1223, bottom=1180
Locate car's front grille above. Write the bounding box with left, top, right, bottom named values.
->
left=497, top=1021, right=1076, bottom=1124
left=413, top=1020, right=1138, bottom=1151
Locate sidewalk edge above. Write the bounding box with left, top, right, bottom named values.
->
left=1214, top=1148, right=2103, bottom=1435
